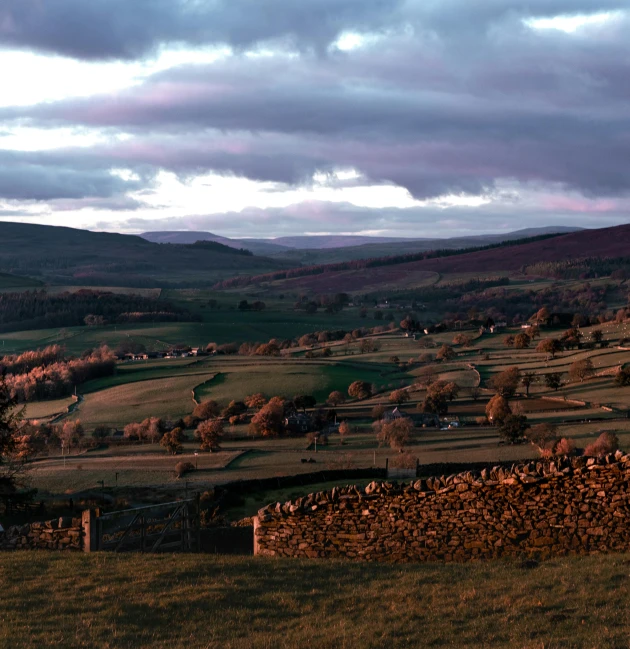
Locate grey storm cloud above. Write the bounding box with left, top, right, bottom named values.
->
left=2, top=0, right=630, bottom=222
left=0, top=150, right=147, bottom=201
left=0, top=0, right=400, bottom=60
left=1, top=0, right=627, bottom=60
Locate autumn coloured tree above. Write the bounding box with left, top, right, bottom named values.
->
left=521, top=372, right=537, bottom=397
left=498, top=414, right=529, bottom=443
left=615, top=367, right=630, bottom=387
left=294, top=394, right=317, bottom=413
left=327, top=391, right=345, bottom=406
left=60, top=420, right=85, bottom=449
left=161, top=427, right=185, bottom=455
left=436, top=344, right=455, bottom=361
left=536, top=338, right=561, bottom=360
left=525, top=422, right=559, bottom=452
left=452, top=333, right=472, bottom=347
left=348, top=381, right=372, bottom=400
left=243, top=393, right=266, bottom=411
left=249, top=397, right=285, bottom=437
left=544, top=372, right=563, bottom=391
left=389, top=389, right=410, bottom=405
left=568, top=358, right=594, bottom=383
left=1, top=376, right=22, bottom=492
left=485, top=394, right=511, bottom=425
left=376, top=417, right=414, bottom=452
left=489, top=366, right=521, bottom=398
left=192, top=399, right=220, bottom=420
left=513, top=333, right=531, bottom=349
left=196, top=419, right=223, bottom=451
left=338, top=420, right=350, bottom=444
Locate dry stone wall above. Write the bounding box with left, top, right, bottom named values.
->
left=254, top=452, right=630, bottom=562
left=0, top=516, right=84, bottom=551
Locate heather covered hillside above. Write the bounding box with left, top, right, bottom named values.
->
left=217, top=224, right=630, bottom=293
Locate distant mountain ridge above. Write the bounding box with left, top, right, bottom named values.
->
left=140, top=226, right=583, bottom=263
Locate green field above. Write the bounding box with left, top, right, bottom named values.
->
left=0, top=271, right=43, bottom=291
left=2, top=552, right=630, bottom=649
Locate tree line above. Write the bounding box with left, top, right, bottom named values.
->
left=0, top=289, right=194, bottom=333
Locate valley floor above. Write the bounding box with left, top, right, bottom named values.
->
left=2, top=551, right=629, bottom=649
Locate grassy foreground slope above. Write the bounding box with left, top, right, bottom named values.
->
left=2, top=552, right=629, bottom=649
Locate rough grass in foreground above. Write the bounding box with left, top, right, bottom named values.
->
left=1, top=552, right=630, bottom=648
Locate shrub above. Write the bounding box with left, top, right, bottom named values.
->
left=554, top=437, right=577, bottom=456
left=389, top=451, right=418, bottom=470
left=175, top=461, right=195, bottom=478
left=584, top=431, right=619, bottom=458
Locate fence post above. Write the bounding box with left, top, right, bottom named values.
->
left=82, top=509, right=98, bottom=552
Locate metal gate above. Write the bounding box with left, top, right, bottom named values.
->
left=95, top=498, right=200, bottom=553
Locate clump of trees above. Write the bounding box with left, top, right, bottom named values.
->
left=1, top=377, right=25, bottom=493
left=161, top=427, right=185, bottom=455
left=249, top=397, right=285, bottom=437
left=419, top=380, right=459, bottom=416
left=1, top=345, right=116, bottom=403
left=123, top=417, right=166, bottom=442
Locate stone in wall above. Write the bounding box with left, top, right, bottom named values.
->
left=254, top=452, right=630, bottom=562
left=0, top=516, right=84, bottom=551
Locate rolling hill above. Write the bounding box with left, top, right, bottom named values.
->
left=140, top=230, right=290, bottom=256
left=215, top=224, right=629, bottom=293
left=0, top=222, right=293, bottom=288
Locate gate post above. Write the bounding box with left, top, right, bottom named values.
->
left=253, top=516, right=260, bottom=556
left=82, top=509, right=99, bottom=552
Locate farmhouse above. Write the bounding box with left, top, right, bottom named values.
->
left=284, top=413, right=313, bottom=434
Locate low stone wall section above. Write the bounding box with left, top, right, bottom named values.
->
left=254, top=452, right=630, bottom=562
left=0, top=516, right=84, bottom=551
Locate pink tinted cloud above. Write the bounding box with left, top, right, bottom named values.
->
left=542, top=195, right=622, bottom=213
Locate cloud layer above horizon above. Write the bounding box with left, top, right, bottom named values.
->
left=1, top=0, right=629, bottom=238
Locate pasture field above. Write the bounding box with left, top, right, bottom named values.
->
left=3, top=551, right=630, bottom=649
left=26, top=417, right=630, bottom=497
left=5, top=304, right=629, bottom=500
left=0, top=307, right=373, bottom=354
left=194, top=358, right=411, bottom=405
left=76, top=373, right=217, bottom=427
left=28, top=445, right=240, bottom=493
left=21, top=396, right=76, bottom=421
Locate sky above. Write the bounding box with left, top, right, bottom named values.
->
left=1, top=0, right=629, bottom=240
